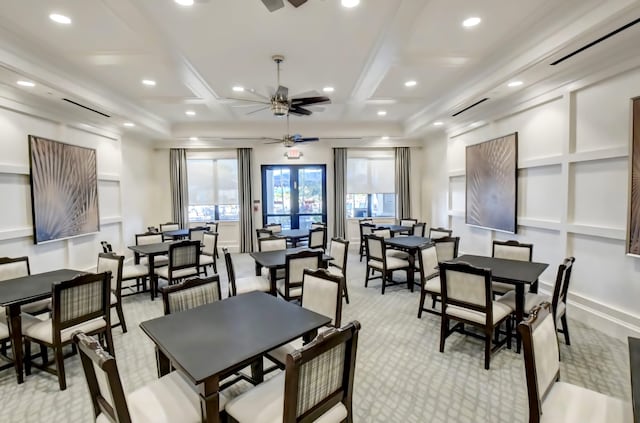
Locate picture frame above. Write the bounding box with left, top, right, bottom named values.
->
left=627, top=97, right=640, bottom=256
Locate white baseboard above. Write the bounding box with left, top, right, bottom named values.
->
left=538, top=281, right=640, bottom=341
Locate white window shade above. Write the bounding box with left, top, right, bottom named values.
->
left=346, top=157, right=394, bottom=194
left=369, top=158, right=395, bottom=193
left=346, top=158, right=369, bottom=193
left=187, top=159, right=215, bottom=205
left=216, top=159, right=238, bottom=204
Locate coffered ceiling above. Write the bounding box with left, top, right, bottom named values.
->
left=0, top=0, right=639, bottom=141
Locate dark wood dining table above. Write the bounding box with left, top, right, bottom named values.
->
left=0, top=269, right=86, bottom=384
left=250, top=247, right=332, bottom=294
left=449, top=255, right=548, bottom=352
left=375, top=224, right=413, bottom=235
left=139, top=291, right=330, bottom=423
left=163, top=228, right=190, bottom=239
left=277, top=229, right=309, bottom=247
left=630, top=337, right=640, bottom=422
left=128, top=241, right=177, bottom=299
left=384, top=236, right=432, bottom=291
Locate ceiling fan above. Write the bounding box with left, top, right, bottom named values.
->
left=226, top=55, right=331, bottom=117
left=263, top=114, right=319, bottom=147
left=261, top=0, right=308, bottom=12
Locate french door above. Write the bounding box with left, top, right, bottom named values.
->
left=261, top=164, right=327, bottom=230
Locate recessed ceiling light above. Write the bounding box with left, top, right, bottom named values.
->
left=17, top=80, right=35, bottom=87
left=381, top=136, right=390, bottom=140
left=189, top=136, right=199, bottom=141
left=342, top=0, right=360, bottom=8
left=377, top=110, right=387, bottom=116
left=123, top=122, right=135, bottom=127
left=323, top=86, right=335, bottom=93
left=232, top=86, right=245, bottom=92
left=433, top=121, right=444, bottom=126
left=185, top=110, right=196, bottom=116
left=462, top=17, right=481, bottom=28
left=507, top=80, right=523, bottom=87
left=142, top=79, right=156, bottom=86
left=174, top=0, right=194, bottom=6
left=404, top=80, right=417, bottom=87
left=49, top=13, right=72, bottom=24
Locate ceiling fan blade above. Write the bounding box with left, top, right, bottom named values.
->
left=275, top=85, right=288, bottom=99
left=261, top=0, right=285, bottom=12
left=291, top=90, right=321, bottom=99
left=288, top=0, right=308, bottom=7
left=290, top=96, right=331, bottom=106
left=289, top=106, right=312, bottom=116
left=265, top=140, right=284, bottom=144
left=246, top=89, right=271, bottom=101
left=224, top=97, right=270, bottom=105
left=246, top=106, right=270, bottom=115
left=231, top=103, right=269, bottom=108
left=295, top=137, right=320, bottom=143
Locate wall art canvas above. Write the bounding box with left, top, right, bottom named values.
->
left=627, top=98, right=640, bottom=256
left=29, top=135, right=99, bottom=244
left=465, top=132, right=518, bottom=233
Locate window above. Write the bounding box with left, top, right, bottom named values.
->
left=346, top=154, right=395, bottom=218
left=187, top=154, right=239, bottom=221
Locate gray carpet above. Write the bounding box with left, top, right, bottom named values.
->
left=0, top=249, right=632, bottom=422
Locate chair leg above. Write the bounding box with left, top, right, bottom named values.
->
left=560, top=314, right=571, bottom=345
left=484, top=333, right=491, bottom=370
left=364, top=266, right=370, bottom=287
left=213, top=258, right=217, bottom=274
left=343, top=281, right=350, bottom=304
left=115, top=302, right=127, bottom=333
left=104, top=327, right=115, bottom=357
left=417, top=290, right=426, bottom=318
left=24, top=340, right=32, bottom=376
left=381, top=272, right=387, bottom=295
left=54, top=346, right=66, bottom=390
left=40, top=344, right=48, bottom=366
left=439, top=316, right=448, bottom=353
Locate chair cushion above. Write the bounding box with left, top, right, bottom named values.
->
left=492, top=281, right=514, bottom=294
left=22, top=315, right=106, bottom=344
left=225, top=372, right=348, bottom=423
left=96, top=371, right=230, bottom=423
left=386, top=250, right=409, bottom=260
left=446, top=301, right=513, bottom=325
left=122, top=264, right=149, bottom=280
left=557, top=301, right=566, bottom=318
left=276, top=280, right=302, bottom=299
left=0, top=305, right=4, bottom=323
left=140, top=255, right=169, bottom=267
left=368, top=256, right=410, bottom=271
left=541, top=381, right=632, bottom=423
left=20, top=298, right=51, bottom=315
left=0, top=321, right=9, bottom=340
left=110, top=293, right=118, bottom=305
left=496, top=291, right=549, bottom=314
left=236, top=276, right=271, bottom=295
left=199, top=254, right=214, bottom=265
left=327, top=266, right=344, bottom=277
left=424, top=276, right=441, bottom=294
left=155, top=267, right=198, bottom=280
left=268, top=338, right=304, bottom=366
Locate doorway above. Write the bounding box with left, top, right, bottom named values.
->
left=261, top=164, right=327, bottom=230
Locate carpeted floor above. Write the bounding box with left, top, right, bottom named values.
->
left=0, top=249, right=632, bottom=422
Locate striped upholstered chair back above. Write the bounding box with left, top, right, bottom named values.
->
left=52, top=272, right=111, bottom=335
left=160, top=276, right=221, bottom=315
left=282, top=321, right=361, bottom=422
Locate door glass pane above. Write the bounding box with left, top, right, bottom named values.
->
left=265, top=168, right=291, bottom=215
left=267, top=215, right=291, bottom=230
left=298, top=168, right=323, bottom=214
left=299, top=215, right=322, bottom=230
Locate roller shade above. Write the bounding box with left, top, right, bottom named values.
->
left=346, top=157, right=394, bottom=194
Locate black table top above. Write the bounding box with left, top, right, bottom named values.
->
left=375, top=224, right=412, bottom=233
left=385, top=236, right=432, bottom=249
left=630, top=337, right=640, bottom=423
left=163, top=229, right=189, bottom=237
left=140, top=291, right=330, bottom=384
left=449, top=255, right=548, bottom=285
left=128, top=241, right=176, bottom=255
left=0, top=269, right=86, bottom=307
left=250, top=247, right=332, bottom=268
left=278, top=229, right=310, bottom=239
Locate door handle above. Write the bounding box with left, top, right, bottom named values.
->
left=294, top=181, right=297, bottom=190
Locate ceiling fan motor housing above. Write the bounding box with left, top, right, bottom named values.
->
left=271, top=101, right=289, bottom=116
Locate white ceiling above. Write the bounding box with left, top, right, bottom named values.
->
left=0, top=0, right=640, bottom=141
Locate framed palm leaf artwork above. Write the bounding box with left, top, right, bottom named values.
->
left=627, top=98, right=640, bottom=256
left=29, top=135, right=100, bottom=244
left=465, top=133, right=518, bottom=233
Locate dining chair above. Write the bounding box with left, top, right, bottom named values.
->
left=135, top=232, right=169, bottom=267
left=96, top=253, right=127, bottom=333
left=439, top=261, right=513, bottom=370
left=160, top=276, right=221, bottom=315
left=429, top=227, right=453, bottom=239
left=0, top=321, right=12, bottom=371
left=307, top=226, right=327, bottom=250
left=267, top=268, right=344, bottom=367
left=364, top=235, right=412, bottom=295
left=98, top=242, right=149, bottom=296
left=155, top=240, right=200, bottom=292
left=498, top=257, right=576, bottom=346
left=73, top=331, right=234, bottom=422
left=277, top=250, right=322, bottom=301
left=223, top=248, right=271, bottom=297
left=189, top=226, right=207, bottom=243
left=416, top=244, right=442, bottom=318
left=372, top=227, right=392, bottom=239
left=265, top=223, right=283, bottom=233
left=400, top=218, right=418, bottom=227
left=225, top=321, right=361, bottom=423
left=310, top=222, right=326, bottom=229
left=258, top=236, right=287, bottom=252
left=358, top=222, right=376, bottom=262
left=22, top=272, right=113, bottom=390
left=159, top=222, right=180, bottom=232
left=207, top=221, right=220, bottom=258
left=327, top=237, right=350, bottom=304
left=412, top=222, right=426, bottom=237
left=256, top=228, right=273, bottom=239
left=492, top=240, right=534, bottom=295
left=199, top=231, right=218, bottom=276
left=432, top=236, right=460, bottom=262
left=100, top=241, right=113, bottom=253
left=518, top=302, right=631, bottom=422
left=0, top=256, right=50, bottom=315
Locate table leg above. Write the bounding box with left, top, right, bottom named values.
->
left=7, top=304, right=23, bottom=384
left=251, top=358, right=264, bottom=384
left=155, top=347, right=171, bottom=378
left=303, top=328, right=319, bottom=344
left=255, top=262, right=262, bottom=277
left=515, top=284, right=525, bottom=353
left=269, top=268, right=277, bottom=296
left=199, top=377, right=221, bottom=423
left=530, top=279, right=539, bottom=294
left=407, top=251, right=415, bottom=292
left=149, top=255, right=157, bottom=300
left=291, top=238, right=297, bottom=248
left=134, top=252, right=141, bottom=265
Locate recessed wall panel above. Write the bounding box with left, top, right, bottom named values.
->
left=449, top=175, right=465, bottom=211
left=518, top=165, right=562, bottom=222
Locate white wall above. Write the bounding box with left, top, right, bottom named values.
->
left=0, top=101, right=156, bottom=270
left=422, top=67, right=640, bottom=339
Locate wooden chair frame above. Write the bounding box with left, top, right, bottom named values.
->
left=364, top=235, right=411, bottom=295
left=199, top=231, right=219, bottom=276
left=159, top=276, right=221, bottom=315
left=97, top=252, right=127, bottom=333
left=0, top=256, right=31, bottom=279
left=328, top=237, right=350, bottom=304
left=308, top=227, right=327, bottom=250
left=492, top=239, right=533, bottom=261
left=551, top=257, right=575, bottom=346
left=429, top=227, right=453, bottom=239
left=301, top=268, right=344, bottom=327
left=258, top=235, right=287, bottom=252
left=399, top=218, right=418, bottom=227
left=432, top=236, right=460, bottom=261
left=159, top=222, right=180, bottom=232
left=280, top=250, right=322, bottom=301
left=416, top=244, right=442, bottom=317
left=358, top=222, right=376, bottom=262
left=412, top=223, right=426, bottom=237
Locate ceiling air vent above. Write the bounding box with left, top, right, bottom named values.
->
left=62, top=98, right=111, bottom=118
left=550, top=17, right=640, bottom=66
left=451, top=97, right=489, bottom=117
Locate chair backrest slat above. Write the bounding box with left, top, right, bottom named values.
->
left=412, top=223, right=426, bottom=237
left=328, top=238, right=348, bottom=273
left=97, top=253, right=124, bottom=293
left=301, top=269, right=343, bottom=327
left=433, top=236, right=460, bottom=262
left=0, top=256, right=30, bottom=281
left=372, top=228, right=391, bottom=239
left=286, top=251, right=322, bottom=286
left=202, top=232, right=218, bottom=256
left=53, top=273, right=110, bottom=331
left=308, top=227, right=326, bottom=249
left=418, top=245, right=439, bottom=282
left=365, top=235, right=384, bottom=261
left=440, top=261, right=492, bottom=317
left=135, top=233, right=163, bottom=246
left=169, top=241, right=200, bottom=269
left=258, top=236, right=287, bottom=252
left=492, top=240, right=533, bottom=262
left=189, top=227, right=207, bottom=243
left=160, top=276, right=221, bottom=315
